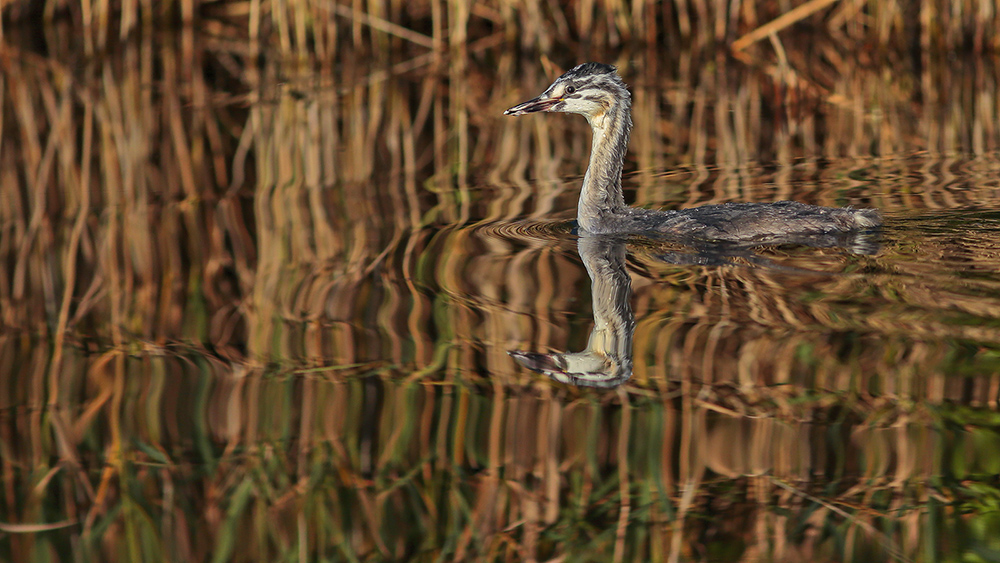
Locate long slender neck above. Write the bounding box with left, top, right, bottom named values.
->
left=578, top=99, right=631, bottom=232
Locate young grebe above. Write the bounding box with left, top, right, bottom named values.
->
left=504, top=63, right=882, bottom=241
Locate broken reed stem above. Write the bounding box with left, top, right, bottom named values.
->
left=330, top=2, right=435, bottom=49
left=731, top=0, right=842, bottom=51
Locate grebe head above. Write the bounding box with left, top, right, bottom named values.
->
left=503, top=62, right=629, bottom=125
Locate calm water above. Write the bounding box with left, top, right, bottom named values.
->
left=4, top=32, right=1000, bottom=562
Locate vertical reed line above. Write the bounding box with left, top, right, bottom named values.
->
left=47, top=90, right=91, bottom=411
left=296, top=375, right=314, bottom=562
left=613, top=387, right=632, bottom=563
left=431, top=0, right=443, bottom=52
left=451, top=59, right=470, bottom=221
left=0, top=73, right=3, bottom=174
left=294, top=0, right=308, bottom=54
left=249, top=0, right=262, bottom=76
left=449, top=0, right=469, bottom=47
left=11, top=72, right=56, bottom=309
left=631, top=69, right=663, bottom=206
left=80, top=0, right=94, bottom=55
left=274, top=0, right=292, bottom=52
left=120, top=0, right=135, bottom=38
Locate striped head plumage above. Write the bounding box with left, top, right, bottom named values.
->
left=504, top=63, right=630, bottom=125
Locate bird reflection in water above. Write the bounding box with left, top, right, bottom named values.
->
left=509, top=234, right=635, bottom=388
left=508, top=231, right=880, bottom=388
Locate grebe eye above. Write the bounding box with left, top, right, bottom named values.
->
left=566, top=86, right=576, bottom=94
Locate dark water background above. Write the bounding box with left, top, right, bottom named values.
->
left=4, top=17, right=1000, bottom=562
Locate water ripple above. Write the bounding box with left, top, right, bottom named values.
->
left=471, top=218, right=576, bottom=245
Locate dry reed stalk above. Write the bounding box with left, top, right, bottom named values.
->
left=671, top=0, right=691, bottom=39
left=449, top=0, right=469, bottom=47
left=731, top=0, right=842, bottom=51
left=3, top=0, right=1000, bottom=57
left=450, top=60, right=470, bottom=211
left=10, top=75, right=55, bottom=306
left=293, top=0, right=307, bottom=53
left=328, top=0, right=434, bottom=48
left=249, top=0, right=262, bottom=62
left=430, top=0, right=443, bottom=51
left=273, top=0, right=291, bottom=51
left=119, top=0, right=135, bottom=37
left=47, top=93, right=90, bottom=423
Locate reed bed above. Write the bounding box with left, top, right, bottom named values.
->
left=5, top=0, right=1000, bottom=56
left=5, top=15, right=1000, bottom=562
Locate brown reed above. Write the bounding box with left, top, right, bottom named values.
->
left=3, top=0, right=1000, bottom=57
